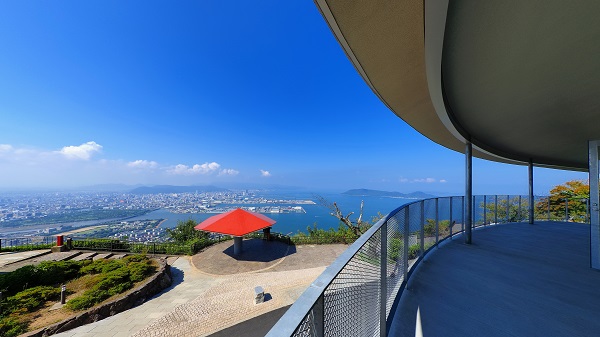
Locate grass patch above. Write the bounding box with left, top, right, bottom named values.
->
left=0, top=255, right=157, bottom=337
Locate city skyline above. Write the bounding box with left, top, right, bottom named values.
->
left=0, top=1, right=586, bottom=194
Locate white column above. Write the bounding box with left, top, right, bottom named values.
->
left=465, top=142, right=472, bottom=244
left=589, top=141, right=600, bottom=269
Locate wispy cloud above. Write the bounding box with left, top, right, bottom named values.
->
left=127, top=160, right=158, bottom=169
left=57, top=141, right=102, bottom=160
left=400, top=177, right=444, bottom=183
left=0, top=144, right=13, bottom=152
left=413, top=178, right=436, bottom=183
left=167, top=162, right=221, bottom=175
left=219, top=168, right=240, bottom=176
left=260, top=169, right=271, bottom=177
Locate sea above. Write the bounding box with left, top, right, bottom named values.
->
left=125, top=191, right=415, bottom=235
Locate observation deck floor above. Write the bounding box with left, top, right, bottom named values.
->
left=389, top=221, right=600, bottom=337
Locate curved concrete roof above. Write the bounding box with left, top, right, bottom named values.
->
left=315, top=0, right=600, bottom=170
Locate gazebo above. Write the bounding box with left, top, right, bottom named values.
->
left=195, top=208, right=276, bottom=255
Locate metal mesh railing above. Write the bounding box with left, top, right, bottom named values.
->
left=266, top=194, right=589, bottom=337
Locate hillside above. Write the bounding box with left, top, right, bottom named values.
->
left=129, top=185, right=229, bottom=194
left=342, top=189, right=435, bottom=199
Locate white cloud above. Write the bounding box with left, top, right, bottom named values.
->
left=260, top=169, right=271, bottom=177
left=167, top=162, right=221, bottom=175
left=58, top=141, right=102, bottom=160
left=0, top=144, right=13, bottom=152
left=219, top=168, right=240, bottom=176
left=400, top=177, right=441, bottom=183
left=439, top=179, right=447, bottom=183
left=127, top=160, right=158, bottom=169
left=413, top=178, right=437, bottom=183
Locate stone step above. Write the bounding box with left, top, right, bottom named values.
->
left=33, top=251, right=81, bottom=262
left=72, top=252, right=97, bottom=261
left=93, top=253, right=113, bottom=260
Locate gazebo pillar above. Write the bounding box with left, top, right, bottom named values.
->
left=233, top=236, right=243, bottom=255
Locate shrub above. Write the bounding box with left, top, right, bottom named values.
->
left=5, top=286, right=60, bottom=312
left=0, top=317, right=27, bottom=337
left=66, top=255, right=154, bottom=310
left=0, top=261, right=84, bottom=297
left=65, top=289, right=110, bottom=311
left=128, top=262, right=156, bottom=283
left=80, top=259, right=124, bottom=275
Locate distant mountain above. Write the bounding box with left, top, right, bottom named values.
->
left=129, top=185, right=230, bottom=194
left=342, top=189, right=436, bottom=199
left=80, top=184, right=143, bottom=192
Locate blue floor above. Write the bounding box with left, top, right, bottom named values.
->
left=388, top=221, right=600, bottom=337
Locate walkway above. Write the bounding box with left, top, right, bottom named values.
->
left=52, top=241, right=347, bottom=337
left=389, top=221, right=600, bottom=337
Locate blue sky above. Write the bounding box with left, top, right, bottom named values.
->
left=0, top=1, right=587, bottom=194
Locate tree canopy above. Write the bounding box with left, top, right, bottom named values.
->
left=536, top=180, right=589, bottom=222
left=166, top=219, right=209, bottom=243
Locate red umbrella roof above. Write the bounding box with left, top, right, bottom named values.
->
left=194, top=208, right=276, bottom=237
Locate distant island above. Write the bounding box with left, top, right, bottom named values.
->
left=130, top=185, right=229, bottom=194
left=342, top=189, right=435, bottom=199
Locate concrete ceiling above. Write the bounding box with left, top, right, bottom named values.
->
left=315, top=0, right=600, bottom=171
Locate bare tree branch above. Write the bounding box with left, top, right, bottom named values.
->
left=315, top=194, right=366, bottom=236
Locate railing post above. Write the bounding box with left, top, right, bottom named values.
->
left=506, top=195, right=510, bottom=222
left=380, top=222, right=387, bottom=337
left=435, top=198, right=439, bottom=245
left=483, top=195, right=487, bottom=226
left=565, top=198, right=569, bottom=221
left=473, top=196, right=476, bottom=227
left=449, top=197, right=453, bottom=238
left=403, top=209, right=409, bottom=281
left=518, top=195, right=522, bottom=222
left=495, top=195, right=498, bottom=225
left=548, top=197, right=551, bottom=221
left=461, top=196, right=465, bottom=233
left=420, top=202, right=425, bottom=256
left=313, top=294, right=324, bottom=337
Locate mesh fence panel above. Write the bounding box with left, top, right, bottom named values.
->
left=385, top=209, right=405, bottom=317
left=322, top=228, right=382, bottom=336
left=407, top=203, right=421, bottom=260
left=473, top=195, right=484, bottom=228
left=534, top=196, right=550, bottom=221
left=423, top=199, right=436, bottom=249
left=438, top=197, right=451, bottom=241
left=280, top=195, right=561, bottom=337
left=292, top=310, right=318, bottom=337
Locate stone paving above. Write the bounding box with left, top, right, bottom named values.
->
left=17, top=241, right=348, bottom=336
left=54, top=256, right=221, bottom=337
left=0, top=249, right=50, bottom=268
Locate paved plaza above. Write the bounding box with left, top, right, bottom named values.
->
left=6, top=239, right=348, bottom=336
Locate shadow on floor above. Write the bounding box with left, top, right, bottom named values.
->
left=222, top=239, right=296, bottom=262
left=147, top=264, right=185, bottom=300
left=207, top=305, right=291, bottom=337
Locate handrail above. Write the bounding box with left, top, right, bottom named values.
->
left=266, top=195, right=590, bottom=337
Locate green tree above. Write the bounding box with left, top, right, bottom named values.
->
left=482, top=197, right=529, bottom=224
left=535, top=180, right=589, bottom=222
left=165, top=219, right=209, bottom=243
